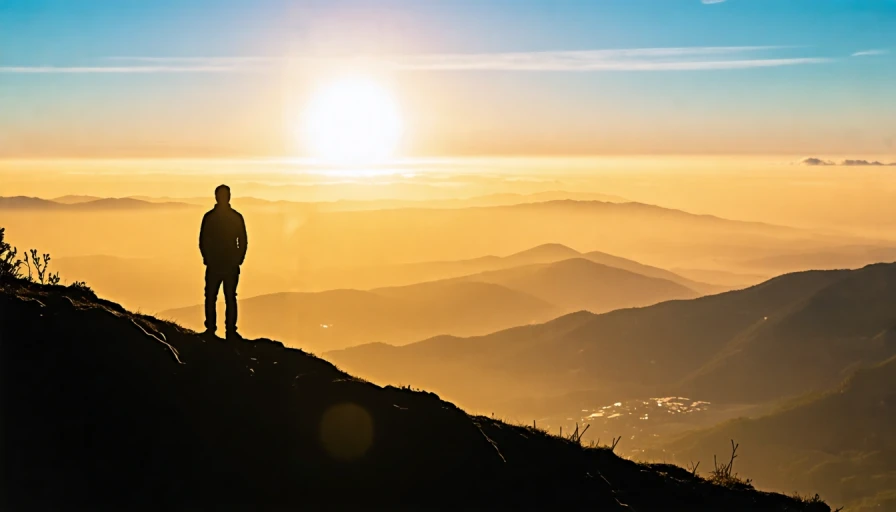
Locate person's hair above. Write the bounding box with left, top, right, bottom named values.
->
left=215, top=184, right=231, bottom=201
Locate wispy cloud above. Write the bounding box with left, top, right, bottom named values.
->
left=851, top=49, right=888, bottom=57
left=380, top=47, right=827, bottom=71
left=0, top=65, right=241, bottom=73
left=0, top=56, right=275, bottom=74
left=1, top=46, right=830, bottom=73
left=702, top=0, right=727, bottom=4
left=801, top=157, right=835, bottom=166
left=106, top=56, right=279, bottom=64
left=800, top=157, right=896, bottom=166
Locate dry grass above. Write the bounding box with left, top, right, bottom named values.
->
left=709, top=440, right=754, bottom=490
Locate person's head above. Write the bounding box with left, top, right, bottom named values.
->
left=215, top=184, right=231, bottom=206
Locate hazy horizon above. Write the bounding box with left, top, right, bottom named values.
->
left=6, top=155, right=896, bottom=238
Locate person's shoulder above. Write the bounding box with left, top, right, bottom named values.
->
left=203, top=208, right=215, bottom=218
left=230, top=208, right=244, bottom=219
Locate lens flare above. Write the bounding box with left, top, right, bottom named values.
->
left=319, top=403, right=374, bottom=460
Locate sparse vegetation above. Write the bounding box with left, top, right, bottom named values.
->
left=792, top=494, right=843, bottom=512
left=792, top=493, right=826, bottom=505
left=0, top=227, right=71, bottom=287
left=590, top=435, right=622, bottom=452
left=25, top=249, right=60, bottom=285
left=0, top=228, right=23, bottom=280
left=709, top=440, right=753, bottom=490
left=70, top=280, right=93, bottom=293
left=687, top=460, right=701, bottom=477
left=560, top=422, right=591, bottom=445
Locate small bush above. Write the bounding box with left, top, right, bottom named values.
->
left=0, top=228, right=23, bottom=280
left=792, top=492, right=824, bottom=504
left=1, top=227, right=68, bottom=287
left=792, top=493, right=838, bottom=511
left=709, top=440, right=753, bottom=490
left=70, top=281, right=93, bottom=293
left=561, top=423, right=591, bottom=445
left=25, top=249, right=59, bottom=285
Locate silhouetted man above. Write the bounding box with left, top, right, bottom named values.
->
left=199, top=185, right=247, bottom=340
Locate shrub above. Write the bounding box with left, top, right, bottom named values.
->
left=24, top=249, right=59, bottom=285
left=709, top=440, right=753, bottom=490
left=0, top=227, right=66, bottom=287
left=70, top=281, right=93, bottom=293
left=0, top=228, right=23, bottom=280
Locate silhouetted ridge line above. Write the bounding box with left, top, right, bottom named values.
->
left=0, top=195, right=195, bottom=210
left=328, top=263, right=896, bottom=419
left=504, top=199, right=803, bottom=230
left=0, top=279, right=829, bottom=510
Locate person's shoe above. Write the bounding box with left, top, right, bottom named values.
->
left=201, top=328, right=218, bottom=340
left=226, top=331, right=245, bottom=342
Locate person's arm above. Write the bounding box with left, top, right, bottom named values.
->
left=237, top=213, right=248, bottom=265
left=199, top=213, right=209, bottom=264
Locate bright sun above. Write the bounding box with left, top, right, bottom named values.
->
left=301, top=77, right=403, bottom=165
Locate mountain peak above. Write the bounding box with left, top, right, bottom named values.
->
left=507, top=243, right=582, bottom=262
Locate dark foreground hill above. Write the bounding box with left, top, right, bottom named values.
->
left=0, top=279, right=829, bottom=511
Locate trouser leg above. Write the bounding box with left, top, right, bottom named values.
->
left=204, top=267, right=223, bottom=331
left=223, top=267, right=240, bottom=334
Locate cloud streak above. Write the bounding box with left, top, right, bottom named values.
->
left=0, top=66, right=242, bottom=74
left=376, top=46, right=829, bottom=71
left=801, top=157, right=896, bottom=166
left=383, top=53, right=828, bottom=71
left=851, top=49, right=888, bottom=57
left=2, top=46, right=830, bottom=73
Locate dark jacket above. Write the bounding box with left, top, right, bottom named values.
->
left=199, top=205, right=247, bottom=268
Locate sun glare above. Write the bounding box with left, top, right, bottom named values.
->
left=301, top=77, right=403, bottom=165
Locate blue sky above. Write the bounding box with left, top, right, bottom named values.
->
left=1, top=0, right=894, bottom=157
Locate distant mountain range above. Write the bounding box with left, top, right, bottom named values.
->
left=736, top=244, right=896, bottom=274
left=162, top=281, right=554, bottom=353
left=48, top=244, right=721, bottom=314
left=161, top=252, right=701, bottom=352
left=453, top=257, right=700, bottom=313
left=328, top=263, right=896, bottom=414
left=308, top=243, right=728, bottom=294
left=271, top=199, right=871, bottom=270
left=128, top=190, right=631, bottom=210
left=4, top=195, right=880, bottom=275
left=264, top=201, right=824, bottom=268
left=0, top=196, right=195, bottom=210
left=16, top=190, right=628, bottom=212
